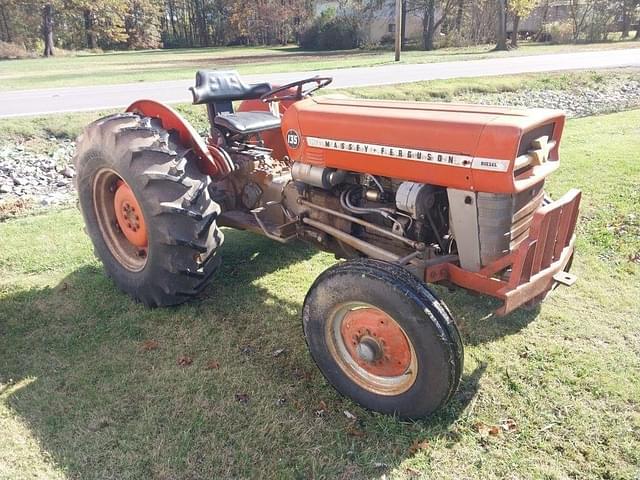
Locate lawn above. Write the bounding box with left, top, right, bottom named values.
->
left=1, top=97, right=639, bottom=478
left=0, top=39, right=639, bottom=90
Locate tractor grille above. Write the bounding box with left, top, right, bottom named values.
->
left=477, top=181, right=545, bottom=266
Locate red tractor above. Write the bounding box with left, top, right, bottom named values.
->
left=73, top=71, right=581, bottom=418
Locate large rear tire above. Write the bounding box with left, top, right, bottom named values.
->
left=303, top=259, right=463, bottom=419
left=74, top=113, right=223, bottom=307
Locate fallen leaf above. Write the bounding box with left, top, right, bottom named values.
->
left=404, top=467, right=420, bottom=478
left=235, top=393, right=249, bottom=403
left=205, top=360, right=220, bottom=370
left=346, top=422, right=365, bottom=437
left=271, top=348, right=286, bottom=357
left=177, top=355, right=193, bottom=366
left=343, top=410, right=356, bottom=420
left=240, top=345, right=254, bottom=355
left=473, top=421, right=501, bottom=438
left=314, top=401, right=328, bottom=417
left=409, top=439, right=430, bottom=454
left=140, top=340, right=159, bottom=352
left=501, top=418, right=517, bottom=432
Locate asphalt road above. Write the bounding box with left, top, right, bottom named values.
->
left=1, top=48, right=639, bottom=118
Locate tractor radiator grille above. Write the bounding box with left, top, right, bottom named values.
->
left=477, top=181, right=545, bottom=266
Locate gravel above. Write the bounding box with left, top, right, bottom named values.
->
left=0, top=139, right=76, bottom=207
left=465, top=78, right=640, bottom=117
left=1, top=78, right=638, bottom=207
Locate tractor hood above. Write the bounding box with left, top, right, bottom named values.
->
left=281, top=97, right=566, bottom=194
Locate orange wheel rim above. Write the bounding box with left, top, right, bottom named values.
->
left=113, top=180, right=148, bottom=248
left=92, top=168, right=148, bottom=272
left=341, top=308, right=412, bottom=377
left=325, top=302, right=418, bottom=396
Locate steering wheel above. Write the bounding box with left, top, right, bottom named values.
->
left=260, top=76, right=333, bottom=103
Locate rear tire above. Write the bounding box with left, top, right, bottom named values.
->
left=303, top=258, right=463, bottom=419
left=74, top=113, right=223, bottom=307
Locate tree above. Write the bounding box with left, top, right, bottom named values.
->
left=410, top=0, right=455, bottom=50
left=509, top=0, right=536, bottom=47
left=495, top=0, right=507, bottom=50
left=42, top=2, right=54, bottom=56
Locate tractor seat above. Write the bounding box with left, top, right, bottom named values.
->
left=213, top=112, right=281, bottom=135
left=190, top=70, right=272, bottom=104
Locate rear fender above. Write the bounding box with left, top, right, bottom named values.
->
left=126, top=99, right=233, bottom=177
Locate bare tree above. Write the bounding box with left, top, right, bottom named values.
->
left=495, top=0, right=508, bottom=49
left=42, top=3, right=54, bottom=56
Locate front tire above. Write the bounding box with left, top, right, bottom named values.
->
left=74, top=113, right=223, bottom=307
left=303, top=259, right=463, bottom=419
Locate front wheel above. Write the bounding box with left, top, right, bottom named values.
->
left=302, top=259, right=463, bottom=419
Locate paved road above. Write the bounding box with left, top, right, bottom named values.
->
left=1, top=48, right=639, bottom=118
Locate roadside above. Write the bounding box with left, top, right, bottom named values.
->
left=1, top=68, right=638, bottom=216
left=1, top=40, right=639, bottom=91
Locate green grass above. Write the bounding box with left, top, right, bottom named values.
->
left=1, top=39, right=639, bottom=90
left=1, top=105, right=639, bottom=478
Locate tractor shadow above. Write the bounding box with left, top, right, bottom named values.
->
left=0, top=229, right=536, bottom=479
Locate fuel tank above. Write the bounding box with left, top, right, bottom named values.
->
left=280, top=97, right=566, bottom=194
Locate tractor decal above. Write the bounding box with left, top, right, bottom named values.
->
left=305, top=136, right=511, bottom=172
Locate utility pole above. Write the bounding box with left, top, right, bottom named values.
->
left=395, top=0, right=402, bottom=61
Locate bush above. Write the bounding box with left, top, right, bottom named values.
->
left=299, top=9, right=361, bottom=50
left=0, top=41, right=36, bottom=59
left=543, top=21, right=574, bottom=44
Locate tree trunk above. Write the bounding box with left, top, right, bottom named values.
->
left=401, top=0, right=407, bottom=46
left=495, top=0, right=508, bottom=50
left=511, top=14, right=520, bottom=47
left=455, top=0, right=464, bottom=31
left=42, top=3, right=54, bottom=57
left=423, top=0, right=436, bottom=50
left=84, top=10, right=96, bottom=49
left=621, top=1, right=630, bottom=38
left=1, top=5, right=12, bottom=42
left=635, top=27, right=640, bottom=40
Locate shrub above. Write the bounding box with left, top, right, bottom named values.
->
left=0, top=41, right=36, bottom=59
left=543, top=21, right=574, bottom=44
left=299, top=8, right=361, bottom=50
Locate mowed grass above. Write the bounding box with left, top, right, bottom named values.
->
left=1, top=39, right=639, bottom=90
left=1, top=97, right=639, bottom=478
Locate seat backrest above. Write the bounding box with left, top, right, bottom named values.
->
left=190, top=70, right=273, bottom=126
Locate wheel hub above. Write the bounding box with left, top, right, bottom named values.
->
left=341, top=307, right=412, bottom=377
left=113, top=180, right=148, bottom=248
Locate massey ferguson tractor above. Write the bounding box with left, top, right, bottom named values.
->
left=73, top=71, right=581, bottom=418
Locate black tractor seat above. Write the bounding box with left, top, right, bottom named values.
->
left=190, top=70, right=271, bottom=105
left=190, top=70, right=280, bottom=136
left=213, top=111, right=281, bottom=135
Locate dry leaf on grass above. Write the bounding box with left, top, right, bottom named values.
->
left=235, top=393, right=249, bottom=403
left=473, top=421, right=501, bottom=437
left=501, top=418, right=517, bottom=432
left=408, top=439, right=430, bottom=455
left=140, top=340, right=159, bottom=352
left=177, top=355, right=193, bottom=366
left=205, top=360, right=220, bottom=370
left=346, top=421, right=365, bottom=437
left=271, top=348, right=286, bottom=357
left=314, top=400, right=329, bottom=417
left=343, top=410, right=356, bottom=420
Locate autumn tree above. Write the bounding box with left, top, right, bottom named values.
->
left=509, top=0, right=536, bottom=47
